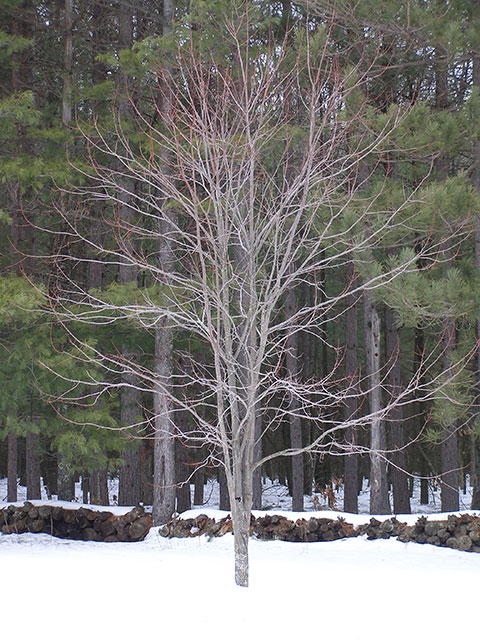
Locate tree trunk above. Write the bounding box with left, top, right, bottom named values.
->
left=7, top=432, right=18, bottom=502
left=343, top=259, right=359, bottom=513
left=118, top=374, right=142, bottom=506
left=285, top=274, right=304, bottom=511
left=252, top=409, right=262, bottom=509
left=385, top=305, right=410, bottom=514
left=470, top=45, right=480, bottom=510
left=233, top=507, right=250, bottom=587
left=90, top=468, right=109, bottom=505
left=440, top=315, right=460, bottom=511
left=116, top=0, right=143, bottom=509
left=26, top=431, right=41, bottom=500
left=193, top=465, right=205, bottom=505
left=363, top=291, right=390, bottom=515
left=152, top=0, right=176, bottom=526
left=219, top=465, right=230, bottom=510
left=57, top=456, right=75, bottom=501
left=175, top=414, right=192, bottom=514
left=140, top=443, right=153, bottom=506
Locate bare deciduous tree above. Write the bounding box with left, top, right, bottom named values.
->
left=49, top=16, right=463, bottom=587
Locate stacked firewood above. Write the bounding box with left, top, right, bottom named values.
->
left=0, top=502, right=152, bottom=542
left=397, top=513, right=480, bottom=551
left=160, top=512, right=480, bottom=553
left=3, top=502, right=480, bottom=553
left=160, top=513, right=357, bottom=542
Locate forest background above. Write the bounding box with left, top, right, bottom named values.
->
left=2, top=0, right=480, bottom=563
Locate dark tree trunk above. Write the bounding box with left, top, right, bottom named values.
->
left=363, top=291, right=390, bottom=515
left=285, top=273, right=304, bottom=511
left=385, top=305, right=410, bottom=514
left=140, top=443, right=153, bottom=506
left=343, top=259, right=359, bottom=513
left=57, top=457, right=75, bottom=501
left=470, top=46, right=480, bottom=510
left=252, top=410, right=262, bottom=509
left=90, top=468, right=109, bottom=505
left=420, top=477, right=429, bottom=505
left=118, top=374, right=142, bottom=506
left=219, top=466, right=230, bottom=511
left=116, top=0, right=143, bottom=509
left=193, top=466, right=205, bottom=506
left=7, top=432, right=18, bottom=502
left=26, top=432, right=41, bottom=500
left=175, top=415, right=192, bottom=513
left=82, top=476, right=90, bottom=504
left=152, top=0, right=176, bottom=526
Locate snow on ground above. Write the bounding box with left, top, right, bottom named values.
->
left=1, top=475, right=479, bottom=639
left=1, top=527, right=479, bottom=639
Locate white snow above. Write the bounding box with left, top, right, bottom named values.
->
left=1, top=525, right=478, bottom=639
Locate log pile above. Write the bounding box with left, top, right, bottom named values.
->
left=160, top=513, right=357, bottom=542
left=160, top=512, right=480, bottom=553
left=3, top=502, right=480, bottom=553
left=397, top=513, right=480, bottom=552
left=0, top=502, right=152, bottom=542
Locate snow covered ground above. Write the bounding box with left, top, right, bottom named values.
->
left=1, top=476, right=479, bottom=639
left=1, top=526, right=478, bottom=639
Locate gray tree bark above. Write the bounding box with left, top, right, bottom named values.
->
left=343, top=259, right=359, bottom=513
left=385, top=305, right=410, bottom=514
left=285, top=274, right=304, bottom=511
left=435, top=51, right=459, bottom=512
left=7, top=431, right=18, bottom=502
left=26, top=431, right=41, bottom=500
left=116, top=0, right=143, bottom=508
left=363, top=290, right=390, bottom=514
left=470, top=34, right=480, bottom=510
left=152, top=0, right=177, bottom=525
left=57, top=457, right=75, bottom=501
left=252, top=410, right=263, bottom=509
left=90, top=468, right=109, bottom=505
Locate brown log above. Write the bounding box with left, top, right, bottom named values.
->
left=100, top=518, right=116, bottom=537
left=83, top=527, right=97, bottom=541
left=128, top=515, right=153, bottom=540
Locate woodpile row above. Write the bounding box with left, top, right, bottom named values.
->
left=2, top=503, right=480, bottom=552
left=160, top=512, right=480, bottom=552
left=0, top=503, right=152, bottom=542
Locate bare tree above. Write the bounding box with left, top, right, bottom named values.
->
left=49, top=15, right=459, bottom=586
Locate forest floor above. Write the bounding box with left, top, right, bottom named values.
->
left=1, top=477, right=478, bottom=639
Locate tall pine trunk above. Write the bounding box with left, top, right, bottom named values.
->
left=151, top=0, right=177, bottom=525
left=435, top=51, right=459, bottom=512
left=7, top=432, right=18, bottom=502
left=116, top=0, right=142, bottom=508
left=343, top=259, right=359, bottom=513
left=363, top=290, right=390, bottom=515
left=285, top=270, right=304, bottom=512
left=26, top=431, right=41, bottom=500
left=385, top=305, right=410, bottom=514
left=470, top=38, right=480, bottom=510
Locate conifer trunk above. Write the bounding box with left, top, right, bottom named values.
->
left=435, top=51, right=459, bottom=512
left=116, top=0, right=142, bottom=508
left=26, top=432, right=41, bottom=500
left=363, top=291, right=390, bottom=515
left=7, top=432, right=18, bottom=502
left=385, top=305, right=410, bottom=514
left=285, top=272, right=304, bottom=512
left=152, top=0, right=176, bottom=525
left=470, top=37, right=480, bottom=510
left=344, top=258, right=359, bottom=513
